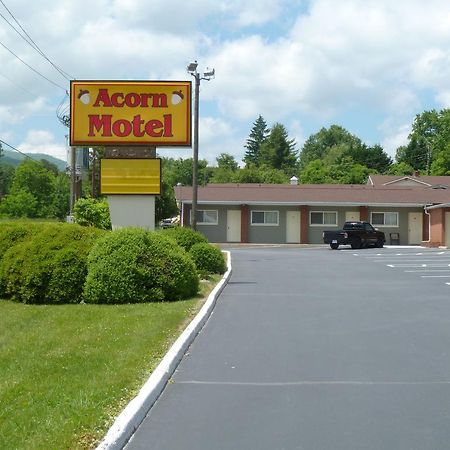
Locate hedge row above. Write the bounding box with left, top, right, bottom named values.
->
left=0, top=223, right=226, bottom=304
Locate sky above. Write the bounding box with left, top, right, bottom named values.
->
left=1, top=0, right=450, bottom=166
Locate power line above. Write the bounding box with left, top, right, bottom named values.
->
left=0, top=70, right=39, bottom=97
left=0, top=139, right=41, bottom=163
left=0, top=0, right=74, bottom=80
left=0, top=39, right=66, bottom=90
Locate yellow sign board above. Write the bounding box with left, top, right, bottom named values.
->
left=101, top=159, right=161, bottom=195
left=70, top=80, right=191, bottom=146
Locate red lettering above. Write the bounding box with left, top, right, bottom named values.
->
left=126, top=93, right=141, bottom=108
left=132, top=115, right=145, bottom=137
left=163, top=114, right=173, bottom=137
left=111, top=92, right=125, bottom=107
left=92, top=90, right=168, bottom=108
left=145, top=119, right=163, bottom=137
left=150, top=94, right=168, bottom=108
left=112, top=119, right=132, bottom=137
left=87, top=114, right=174, bottom=139
left=140, top=93, right=151, bottom=108
left=88, top=115, right=112, bottom=136
left=93, top=89, right=112, bottom=107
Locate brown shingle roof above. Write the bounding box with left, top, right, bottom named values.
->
left=368, top=175, right=450, bottom=187
left=175, top=183, right=450, bottom=206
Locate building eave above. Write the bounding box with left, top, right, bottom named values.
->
left=180, top=200, right=429, bottom=208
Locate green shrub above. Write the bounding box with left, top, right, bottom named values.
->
left=0, top=223, right=105, bottom=304
left=0, top=222, right=45, bottom=262
left=84, top=228, right=199, bottom=304
left=161, top=226, right=208, bottom=251
left=0, top=222, right=55, bottom=296
left=189, top=243, right=227, bottom=277
left=73, top=197, right=111, bottom=230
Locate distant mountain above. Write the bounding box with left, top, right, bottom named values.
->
left=1, top=149, right=67, bottom=172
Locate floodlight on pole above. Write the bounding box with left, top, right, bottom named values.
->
left=187, top=60, right=215, bottom=231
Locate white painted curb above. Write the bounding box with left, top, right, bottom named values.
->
left=95, top=251, right=232, bottom=450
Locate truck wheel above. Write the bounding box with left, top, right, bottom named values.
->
left=330, top=243, right=339, bottom=250
left=375, top=239, right=384, bottom=248
left=350, top=237, right=362, bottom=249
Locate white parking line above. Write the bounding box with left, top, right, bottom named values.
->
left=368, top=258, right=450, bottom=262
left=421, top=275, right=450, bottom=278
left=405, top=269, right=450, bottom=273
left=386, top=264, right=450, bottom=268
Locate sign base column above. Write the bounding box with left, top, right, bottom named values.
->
left=107, top=195, right=155, bottom=230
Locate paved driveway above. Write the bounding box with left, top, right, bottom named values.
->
left=125, top=246, right=450, bottom=450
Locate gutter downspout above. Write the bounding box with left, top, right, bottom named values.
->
left=423, top=205, right=432, bottom=244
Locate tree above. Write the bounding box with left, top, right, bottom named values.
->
left=72, top=197, right=111, bottom=229
left=300, top=157, right=371, bottom=184
left=430, top=142, right=450, bottom=175
left=216, top=153, right=239, bottom=172
left=0, top=159, right=64, bottom=218
left=53, top=173, right=71, bottom=219
left=0, top=143, right=15, bottom=198
left=395, top=142, right=428, bottom=172
left=155, top=178, right=178, bottom=222
left=40, top=159, right=59, bottom=175
left=232, top=165, right=289, bottom=184
left=346, top=144, right=392, bottom=173
left=300, top=160, right=333, bottom=184
left=0, top=164, right=14, bottom=198
left=299, top=125, right=363, bottom=170
left=162, top=157, right=210, bottom=187
left=386, top=162, right=414, bottom=176
left=209, top=153, right=239, bottom=184
left=243, top=115, right=269, bottom=167
left=397, top=109, right=450, bottom=173
left=258, top=123, right=298, bottom=175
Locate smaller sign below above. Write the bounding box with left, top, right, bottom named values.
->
left=101, top=158, right=161, bottom=195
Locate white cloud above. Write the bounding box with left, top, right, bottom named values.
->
left=158, top=116, right=241, bottom=165
left=4, top=0, right=450, bottom=164
left=0, top=98, right=48, bottom=125
left=381, top=123, right=411, bottom=158
left=18, top=130, right=67, bottom=161
left=222, top=0, right=285, bottom=27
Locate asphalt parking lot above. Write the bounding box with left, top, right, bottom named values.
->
left=125, top=245, right=450, bottom=450
left=351, top=246, right=450, bottom=288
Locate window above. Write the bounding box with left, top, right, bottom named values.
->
left=251, top=210, right=279, bottom=226
left=195, top=210, right=218, bottom=225
left=371, top=212, right=398, bottom=227
left=310, top=211, right=338, bottom=226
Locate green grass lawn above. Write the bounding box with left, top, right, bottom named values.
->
left=0, top=280, right=218, bottom=449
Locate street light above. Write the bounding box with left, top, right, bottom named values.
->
left=187, top=60, right=215, bottom=231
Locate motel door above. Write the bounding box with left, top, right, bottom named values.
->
left=286, top=210, right=301, bottom=243
left=408, top=212, right=423, bottom=245
left=227, top=210, right=241, bottom=242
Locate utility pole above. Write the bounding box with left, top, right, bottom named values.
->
left=70, top=146, right=77, bottom=213
left=187, top=61, right=215, bottom=231
left=91, top=147, right=97, bottom=198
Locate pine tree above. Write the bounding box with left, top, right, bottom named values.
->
left=243, top=115, right=269, bottom=167
left=259, top=123, right=298, bottom=175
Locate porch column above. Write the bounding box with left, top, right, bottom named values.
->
left=422, top=210, right=430, bottom=241
left=241, top=205, right=249, bottom=243
left=300, top=205, right=309, bottom=244
left=429, top=208, right=445, bottom=247
left=359, top=206, right=369, bottom=222
left=183, top=204, right=191, bottom=227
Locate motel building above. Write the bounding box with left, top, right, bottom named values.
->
left=174, top=175, right=450, bottom=247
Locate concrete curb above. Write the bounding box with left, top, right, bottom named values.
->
left=95, top=251, right=232, bottom=450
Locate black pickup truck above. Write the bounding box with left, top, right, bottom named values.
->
left=323, top=221, right=385, bottom=250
